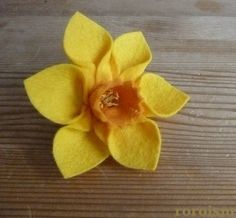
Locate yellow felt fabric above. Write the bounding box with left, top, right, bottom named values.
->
left=112, top=32, right=152, bottom=81
left=139, top=73, right=190, bottom=118
left=53, top=127, right=110, bottom=179
left=24, top=64, right=83, bottom=124
left=108, top=119, right=161, bottom=170
left=96, top=50, right=113, bottom=83
left=78, top=64, right=96, bottom=102
left=64, top=12, right=113, bottom=82
left=69, top=107, right=92, bottom=132
left=93, top=119, right=109, bottom=144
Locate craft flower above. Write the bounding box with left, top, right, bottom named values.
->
left=24, top=12, right=190, bottom=178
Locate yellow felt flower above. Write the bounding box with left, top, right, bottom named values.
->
left=24, top=12, right=190, bottom=179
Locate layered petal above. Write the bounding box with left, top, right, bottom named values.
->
left=64, top=12, right=113, bottom=82
left=24, top=64, right=83, bottom=124
left=108, top=119, right=161, bottom=170
left=112, top=32, right=152, bottom=81
left=53, top=126, right=109, bottom=178
left=69, top=107, right=92, bottom=132
left=93, top=118, right=109, bottom=144
left=139, top=73, right=190, bottom=118
left=78, top=64, right=96, bottom=101
left=96, top=49, right=113, bottom=83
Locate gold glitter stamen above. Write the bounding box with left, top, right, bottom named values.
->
left=100, top=89, right=119, bottom=108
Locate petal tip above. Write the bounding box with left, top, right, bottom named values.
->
left=185, top=93, right=191, bottom=102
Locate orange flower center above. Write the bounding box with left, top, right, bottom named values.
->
left=89, top=82, right=143, bottom=125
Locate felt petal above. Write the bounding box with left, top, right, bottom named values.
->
left=53, top=127, right=109, bottom=178
left=78, top=64, right=96, bottom=102
left=70, top=107, right=92, bottom=132
left=96, top=50, right=113, bottom=83
left=64, top=12, right=112, bottom=70
left=24, top=64, right=83, bottom=124
left=108, top=119, right=161, bottom=170
left=93, top=119, right=109, bottom=144
left=112, top=32, right=152, bottom=81
left=139, top=73, right=190, bottom=118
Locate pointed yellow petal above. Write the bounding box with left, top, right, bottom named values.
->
left=64, top=12, right=113, bottom=83
left=24, top=64, right=83, bottom=124
left=70, top=107, right=92, bottom=132
left=139, top=73, right=190, bottom=118
left=53, top=127, right=109, bottom=178
left=112, top=32, right=152, bottom=81
left=108, top=119, right=161, bottom=170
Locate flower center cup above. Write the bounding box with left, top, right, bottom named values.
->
left=89, top=82, right=143, bottom=125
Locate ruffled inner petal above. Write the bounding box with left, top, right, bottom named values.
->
left=89, top=82, right=143, bottom=125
